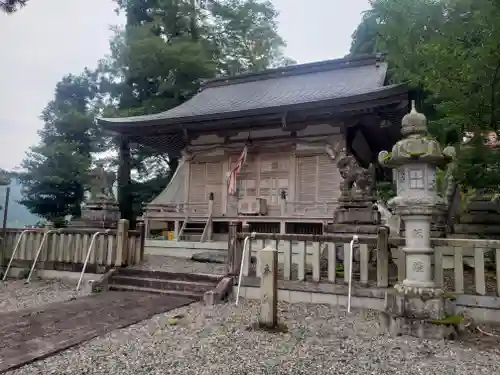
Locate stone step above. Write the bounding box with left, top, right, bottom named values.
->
left=118, top=268, right=223, bottom=283
left=180, top=234, right=203, bottom=241
left=109, top=284, right=203, bottom=300
left=111, top=275, right=215, bottom=294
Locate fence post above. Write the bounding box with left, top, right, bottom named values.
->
left=137, top=221, right=146, bottom=264
left=115, top=219, right=129, bottom=267
left=227, top=220, right=242, bottom=276
left=376, top=226, right=389, bottom=287
left=259, top=245, right=278, bottom=329
left=41, top=223, right=54, bottom=267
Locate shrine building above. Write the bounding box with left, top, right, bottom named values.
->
left=97, top=54, right=409, bottom=241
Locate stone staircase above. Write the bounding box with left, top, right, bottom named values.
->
left=109, top=268, right=223, bottom=300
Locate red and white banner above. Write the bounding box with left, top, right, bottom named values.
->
left=226, top=146, right=248, bottom=195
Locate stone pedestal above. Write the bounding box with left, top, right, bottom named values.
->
left=331, top=197, right=380, bottom=233
left=326, top=197, right=380, bottom=267
left=70, top=198, right=120, bottom=229
left=380, top=292, right=462, bottom=339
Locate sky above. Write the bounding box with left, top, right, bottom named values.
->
left=0, top=0, right=370, bottom=171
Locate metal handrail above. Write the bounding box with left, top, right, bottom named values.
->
left=3, top=229, right=40, bottom=281
left=347, top=235, right=359, bottom=313
left=26, top=229, right=60, bottom=283
left=76, top=230, right=110, bottom=292
left=235, top=232, right=256, bottom=306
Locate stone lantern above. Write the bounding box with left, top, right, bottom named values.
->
left=378, top=102, right=457, bottom=338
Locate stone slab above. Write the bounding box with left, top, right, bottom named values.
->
left=0, top=292, right=194, bottom=373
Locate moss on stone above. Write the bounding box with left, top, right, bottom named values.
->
left=166, top=314, right=185, bottom=326
left=380, top=152, right=392, bottom=161
left=443, top=293, right=457, bottom=301
left=431, top=314, right=464, bottom=326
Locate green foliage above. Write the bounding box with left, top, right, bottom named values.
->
left=351, top=0, right=500, bottom=195
left=210, top=0, right=295, bottom=74
left=18, top=73, right=103, bottom=222
left=375, top=181, right=396, bottom=204
left=455, top=139, right=500, bottom=193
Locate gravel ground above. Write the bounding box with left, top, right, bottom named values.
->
left=131, top=255, right=227, bottom=275
left=0, top=278, right=91, bottom=313
left=5, top=300, right=500, bottom=375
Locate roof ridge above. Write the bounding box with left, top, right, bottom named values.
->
left=201, top=53, right=386, bottom=90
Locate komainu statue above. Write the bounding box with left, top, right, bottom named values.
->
left=336, top=150, right=376, bottom=199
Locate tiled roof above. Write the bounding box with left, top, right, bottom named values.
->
left=98, top=55, right=397, bottom=126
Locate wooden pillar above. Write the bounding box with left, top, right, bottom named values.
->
left=182, top=150, right=192, bottom=207
left=174, top=220, right=180, bottom=240
left=143, top=218, right=150, bottom=239
left=289, top=145, right=296, bottom=202
left=227, top=220, right=242, bottom=276
left=222, top=155, right=229, bottom=215
left=118, top=136, right=133, bottom=226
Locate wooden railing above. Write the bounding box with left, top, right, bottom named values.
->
left=229, top=230, right=395, bottom=287
left=228, top=230, right=500, bottom=297
left=146, top=202, right=210, bottom=217
left=147, top=200, right=339, bottom=218
left=431, top=237, right=500, bottom=296
left=1, top=220, right=145, bottom=273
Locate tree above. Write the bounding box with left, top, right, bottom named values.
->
left=0, top=0, right=27, bottom=13
left=351, top=0, right=500, bottom=194
left=210, top=0, right=295, bottom=74
left=101, top=0, right=294, bottom=222
left=18, top=73, right=103, bottom=225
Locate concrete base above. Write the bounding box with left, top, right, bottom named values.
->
left=4, top=267, right=100, bottom=284
left=145, top=240, right=227, bottom=258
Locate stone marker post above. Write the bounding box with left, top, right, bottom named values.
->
left=259, top=245, right=278, bottom=329
left=378, top=102, right=458, bottom=338
left=227, top=220, right=241, bottom=276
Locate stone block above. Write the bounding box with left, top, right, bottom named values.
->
left=259, top=246, right=278, bottom=328
left=384, top=293, right=404, bottom=316
left=381, top=291, right=462, bottom=339
left=334, top=207, right=380, bottom=225
left=404, top=296, right=446, bottom=320
left=203, top=290, right=215, bottom=306
left=203, top=277, right=233, bottom=306
left=380, top=313, right=461, bottom=339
